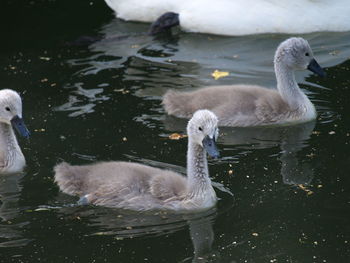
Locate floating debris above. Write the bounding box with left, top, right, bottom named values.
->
left=329, top=50, right=340, bottom=56
left=298, top=184, right=314, bottom=195
left=114, top=88, right=130, bottom=94
left=211, top=70, right=229, bottom=80
left=39, top=56, right=51, bottom=61
left=168, top=133, right=188, bottom=140
left=34, top=207, right=50, bottom=212
left=306, top=153, right=316, bottom=158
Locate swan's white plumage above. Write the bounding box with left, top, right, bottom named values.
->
left=105, top=0, right=350, bottom=36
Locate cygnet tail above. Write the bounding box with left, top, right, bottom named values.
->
left=162, top=90, right=194, bottom=119
left=54, top=162, right=89, bottom=196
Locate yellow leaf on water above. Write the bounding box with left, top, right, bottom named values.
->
left=39, top=56, right=51, bottom=61
left=298, top=184, right=307, bottom=191
left=114, top=88, right=130, bottom=94
left=211, top=70, right=229, bottom=80
left=298, top=184, right=314, bottom=195
left=169, top=133, right=188, bottom=140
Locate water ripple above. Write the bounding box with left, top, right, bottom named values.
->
left=54, top=82, right=109, bottom=117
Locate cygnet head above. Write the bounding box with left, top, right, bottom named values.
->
left=274, top=37, right=326, bottom=77
left=0, top=89, right=30, bottom=138
left=187, top=110, right=219, bottom=158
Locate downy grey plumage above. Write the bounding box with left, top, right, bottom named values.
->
left=0, top=89, right=30, bottom=174
left=54, top=110, right=220, bottom=212
left=163, top=37, right=325, bottom=127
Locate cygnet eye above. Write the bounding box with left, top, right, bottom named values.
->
left=198, top=127, right=203, bottom=131
left=305, top=52, right=309, bottom=57
left=5, top=107, right=10, bottom=112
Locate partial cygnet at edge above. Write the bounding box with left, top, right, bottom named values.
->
left=0, top=89, right=30, bottom=174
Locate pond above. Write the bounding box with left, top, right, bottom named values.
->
left=1, top=1, right=350, bottom=262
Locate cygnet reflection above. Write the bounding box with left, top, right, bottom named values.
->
left=164, top=116, right=315, bottom=186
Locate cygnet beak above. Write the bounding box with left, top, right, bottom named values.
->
left=11, top=115, right=30, bottom=138
left=307, top=58, right=326, bottom=77
left=202, top=135, right=220, bottom=159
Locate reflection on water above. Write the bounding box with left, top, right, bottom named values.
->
left=0, top=173, right=32, bottom=248
left=73, top=18, right=350, bottom=87
left=0, top=173, right=23, bottom=221
left=61, top=17, right=350, bottom=128
left=220, top=120, right=316, bottom=188
left=188, top=217, right=215, bottom=263
left=58, top=205, right=215, bottom=238
left=54, top=82, right=110, bottom=117
left=279, top=122, right=315, bottom=185
left=164, top=116, right=316, bottom=187
left=52, top=201, right=218, bottom=262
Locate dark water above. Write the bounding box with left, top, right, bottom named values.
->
left=1, top=0, right=350, bottom=262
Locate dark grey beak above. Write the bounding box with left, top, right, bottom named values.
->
left=149, top=12, right=180, bottom=35
left=11, top=115, right=30, bottom=138
left=307, top=58, right=326, bottom=77
left=202, top=136, right=220, bottom=159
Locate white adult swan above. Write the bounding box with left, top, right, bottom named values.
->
left=104, top=0, right=350, bottom=36
left=163, top=37, right=325, bottom=127
left=54, top=110, right=220, bottom=212
left=0, top=89, right=30, bottom=174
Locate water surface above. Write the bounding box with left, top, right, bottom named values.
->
left=1, top=1, right=350, bottom=262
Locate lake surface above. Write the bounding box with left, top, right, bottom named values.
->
left=1, top=1, right=350, bottom=262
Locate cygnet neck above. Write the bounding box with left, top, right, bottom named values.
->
left=274, top=60, right=309, bottom=111
left=186, top=138, right=212, bottom=196
left=0, top=122, right=21, bottom=166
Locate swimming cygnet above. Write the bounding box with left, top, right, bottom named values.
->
left=54, top=109, right=220, bottom=212
left=0, top=89, right=30, bottom=173
left=163, top=37, right=326, bottom=127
